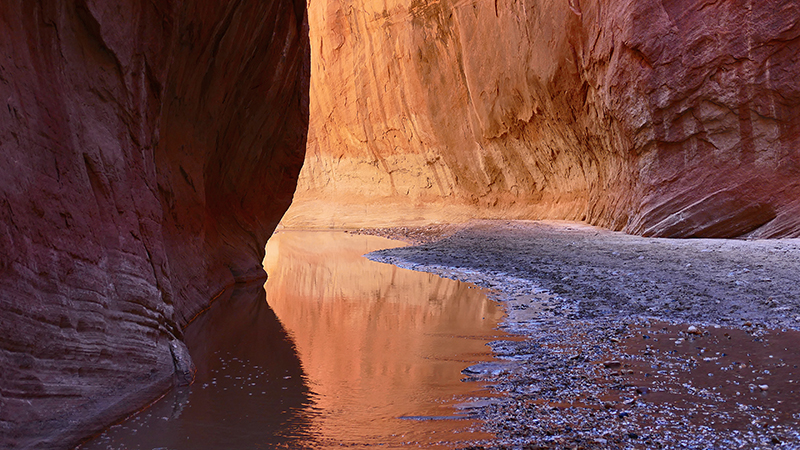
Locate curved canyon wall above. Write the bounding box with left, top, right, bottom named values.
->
left=0, top=1, right=308, bottom=448
left=283, top=0, right=800, bottom=238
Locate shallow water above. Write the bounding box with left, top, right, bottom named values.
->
left=622, top=321, right=800, bottom=432
left=81, top=231, right=504, bottom=449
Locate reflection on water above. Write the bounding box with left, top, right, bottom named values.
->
left=82, top=282, right=314, bottom=449
left=81, top=231, right=504, bottom=449
left=264, top=231, right=505, bottom=448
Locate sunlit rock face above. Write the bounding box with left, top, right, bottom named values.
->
left=283, top=0, right=800, bottom=238
left=0, top=1, right=308, bottom=448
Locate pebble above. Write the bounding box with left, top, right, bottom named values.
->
left=367, top=224, right=800, bottom=448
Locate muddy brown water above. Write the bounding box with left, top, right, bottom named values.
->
left=80, top=231, right=506, bottom=449
left=619, top=321, right=800, bottom=433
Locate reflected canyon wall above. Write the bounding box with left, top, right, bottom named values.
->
left=0, top=1, right=309, bottom=448
left=263, top=232, right=503, bottom=445
left=283, top=0, right=800, bottom=238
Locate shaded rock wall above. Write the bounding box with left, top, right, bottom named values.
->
left=0, top=1, right=309, bottom=448
left=283, top=0, right=800, bottom=238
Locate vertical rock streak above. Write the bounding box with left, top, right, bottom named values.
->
left=285, top=0, right=800, bottom=237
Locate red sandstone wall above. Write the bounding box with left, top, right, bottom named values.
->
left=0, top=1, right=309, bottom=448
left=284, top=0, right=800, bottom=238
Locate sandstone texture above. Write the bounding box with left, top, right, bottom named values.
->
left=0, top=1, right=308, bottom=448
left=283, top=0, right=800, bottom=238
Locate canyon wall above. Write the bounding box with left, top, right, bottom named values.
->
left=283, top=0, right=800, bottom=238
left=0, top=1, right=308, bottom=448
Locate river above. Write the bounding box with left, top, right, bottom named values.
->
left=81, top=231, right=505, bottom=449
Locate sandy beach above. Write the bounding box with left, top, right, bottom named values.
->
left=361, top=220, right=800, bottom=449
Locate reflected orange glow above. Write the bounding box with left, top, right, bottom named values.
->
left=264, top=231, right=504, bottom=447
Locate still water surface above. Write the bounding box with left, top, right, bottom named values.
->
left=83, top=231, right=505, bottom=449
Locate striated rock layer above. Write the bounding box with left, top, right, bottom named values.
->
left=0, top=1, right=309, bottom=448
left=283, top=0, right=800, bottom=238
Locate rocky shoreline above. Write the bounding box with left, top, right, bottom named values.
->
left=360, top=220, right=800, bottom=449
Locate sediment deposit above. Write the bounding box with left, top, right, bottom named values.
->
left=367, top=220, right=800, bottom=447
left=284, top=0, right=800, bottom=238
left=0, top=1, right=308, bottom=447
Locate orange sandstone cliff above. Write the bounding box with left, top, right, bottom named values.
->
left=0, top=1, right=309, bottom=447
left=283, top=0, right=800, bottom=238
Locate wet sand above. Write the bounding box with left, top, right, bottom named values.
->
left=362, top=220, right=800, bottom=449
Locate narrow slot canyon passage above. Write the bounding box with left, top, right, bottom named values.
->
left=3, top=0, right=800, bottom=449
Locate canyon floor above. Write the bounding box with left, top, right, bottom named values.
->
left=360, top=220, right=800, bottom=449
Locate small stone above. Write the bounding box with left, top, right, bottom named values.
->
left=759, top=384, right=769, bottom=391
left=603, top=360, right=622, bottom=368
left=687, top=325, right=700, bottom=334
